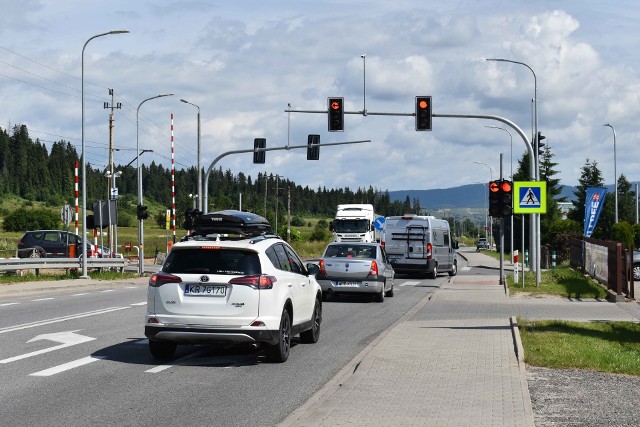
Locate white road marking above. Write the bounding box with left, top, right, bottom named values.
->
left=130, top=302, right=147, bottom=306
left=462, top=266, right=471, bottom=271
left=71, top=293, right=90, bottom=296
left=30, top=298, right=55, bottom=302
left=0, top=330, right=96, bottom=364
left=0, top=306, right=129, bottom=335
left=0, top=302, right=19, bottom=307
left=146, top=365, right=173, bottom=373
left=30, top=356, right=104, bottom=377
left=99, top=289, right=115, bottom=293
left=399, top=281, right=421, bottom=287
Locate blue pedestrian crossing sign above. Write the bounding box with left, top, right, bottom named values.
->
left=513, top=181, right=547, bottom=214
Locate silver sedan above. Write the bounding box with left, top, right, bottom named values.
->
left=315, top=242, right=395, bottom=302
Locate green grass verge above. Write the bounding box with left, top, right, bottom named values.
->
left=519, top=319, right=640, bottom=375
left=0, top=270, right=140, bottom=284
left=507, top=266, right=608, bottom=299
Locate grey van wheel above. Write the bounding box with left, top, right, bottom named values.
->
left=448, top=261, right=457, bottom=276
left=430, top=265, right=438, bottom=279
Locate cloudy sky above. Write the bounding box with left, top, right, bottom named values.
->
left=1, top=0, right=638, bottom=195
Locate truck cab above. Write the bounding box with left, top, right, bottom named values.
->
left=330, top=204, right=377, bottom=242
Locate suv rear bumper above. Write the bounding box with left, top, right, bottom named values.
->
left=145, top=325, right=279, bottom=345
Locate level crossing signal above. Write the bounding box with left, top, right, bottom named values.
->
left=253, top=138, right=266, bottom=164
left=307, top=134, right=320, bottom=160
left=415, top=96, right=432, bottom=131
left=328, top=97, right=344, bottom=132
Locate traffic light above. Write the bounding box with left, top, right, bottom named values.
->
left=537, top=132, right=546, bottom=157
left=489, top=180, right=501, bottom=217
left=500, top=180, right=513, bottom=217
left=415, top=96, right=432, bottom=131
left=327, top=97, right=344, bottom=132
left=307, top=134, right=320, bottom=160
left=253, top=138, right=266, bottom=164
left=137, top=204, right=149, bottom=220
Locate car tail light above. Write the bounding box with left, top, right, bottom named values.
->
left=149, top=272, right=182, bottom=287
left=228, top=275, right=276, bottom=289
left=380, top=241, right=385, bottom=248
left=368, top=261, right=379, bottom=277
left=426, top=243, right=433, bottom=259
left=318, top=259, right=327, bottom=275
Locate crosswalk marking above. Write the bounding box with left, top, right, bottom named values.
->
left=146, top=365, right=173, bottom=373
left=30, top=356, right=104, bottom=377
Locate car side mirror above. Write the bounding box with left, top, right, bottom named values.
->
left=306, top=263, right=320, bottom=275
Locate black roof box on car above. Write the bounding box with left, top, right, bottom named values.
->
left=191, top=210, right=271, bottom=236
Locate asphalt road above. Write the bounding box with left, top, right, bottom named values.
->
left=0, top=270, right=462, bottom=426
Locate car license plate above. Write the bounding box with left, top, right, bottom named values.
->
left=336, top=281, right=360, bottom=287
left=184, top=284, right=227, bottom=296
left=387, top=254, right=402, bottom=260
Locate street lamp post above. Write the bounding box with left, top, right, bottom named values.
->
left=361, top=54, right=367, bottom=115
left=136, top=93, right=174, bottom=275
left=486, top=57, right=539, bottom=281
left=180, top=99, right=202, bottom=212
left=603, top=123, right=618, bottom=224
left=80, top=30, right=128, bottom=278
left=485, top=125, right=514, bottom=264
left=474, top=161, right=494, bottom=248
left=475, top=181, right=488, bottom=241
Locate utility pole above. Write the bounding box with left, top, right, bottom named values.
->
left=104, top=89, right=122, bottom=256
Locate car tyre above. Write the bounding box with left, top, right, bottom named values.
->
left=265, top=309, right=291, bottom=363
left=385, top=283, right=394, bottom=297
left=300, top=299, right=321, bottom=344
left=634, top=263, right=640, bottom=281
left=448, top=260, right=458, bottom=276
left=374, top=283, right=385, bottom=303
left=28, top=247, right=44, bottom=258
left=430, top=265, right=438, bottom=279
left=149, top=340, right=177, bottom=359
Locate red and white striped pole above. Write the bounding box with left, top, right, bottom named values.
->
left=74, top=160, right=79, bottom=235
left=171, top=114, right=176, bottom=243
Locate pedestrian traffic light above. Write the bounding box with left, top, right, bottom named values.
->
left=253, top=138, right=266, bottom=164
left=328, top=97, right=344, bottom=132
left=537, top=132, right=546, bottom=157
left=307, top=134, right=320, bottom=160
left=489, top=180, right=501, bottom=217
left=500, top=180, right=513, bottom=216
left=137, top=204, right=149, bottom=220
left=415, top=96, right=432, bottom=131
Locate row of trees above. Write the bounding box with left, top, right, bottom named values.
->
left=0, top=124, right=423, bottom=231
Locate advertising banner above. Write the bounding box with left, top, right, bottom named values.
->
left=583, top=187, right=607, bottom=237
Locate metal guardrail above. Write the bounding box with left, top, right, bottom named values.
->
left=0, top=257, right=128, bottom=273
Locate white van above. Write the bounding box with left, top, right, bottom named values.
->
left=382, top=214, right=458, bottom=278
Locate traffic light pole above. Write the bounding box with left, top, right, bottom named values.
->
left=202, top=140, right=370, bottom=214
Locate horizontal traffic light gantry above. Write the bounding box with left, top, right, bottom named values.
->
left=328, top=97, right=344, bottom=132
left=415, top=96, right=432, bottom=131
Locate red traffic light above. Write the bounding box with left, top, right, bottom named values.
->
left=489, top=181, right=499, bottom=192
left=501, top=181, right=512, bottom=192
left=418, top=99, right=428, bottom=109
left=330, top=101, right=341, bottom=110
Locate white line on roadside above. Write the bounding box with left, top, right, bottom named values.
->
left=399, top=281, right=420, bottom=287
left=0, top=302, right=19, bottom=307
left=0, top=306, right=129, bottom=335
left=30, top=356, right=105, bottom=377
left=30, top=298, right=55, bottom=302
left=99, top=289, right=116, bottom=293
left=130, top=302, right=147, bottom=306
left=71, top=293, right=89, bottom=296
left=146, top=365, right=173, bottom=373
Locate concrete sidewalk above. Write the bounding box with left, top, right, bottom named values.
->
left=0, top=275, right=148, bottom=296
left=280, top=248, right=640, bottom=427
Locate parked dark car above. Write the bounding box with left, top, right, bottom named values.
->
left=633, top=250, right=640, bottom=281
left=17, top=230, right=94, bottom=258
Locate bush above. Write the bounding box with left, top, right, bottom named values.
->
left=611, top=221, right=634, bottom=247
left=316, top=219, right=329, bottom=230
left=633, top=223, right=640, bottom=249
left=3, top=208, right=60, bottom=232
left=291, top=216, right=305, bottom=227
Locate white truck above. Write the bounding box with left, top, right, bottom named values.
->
left=329, top=204, right=377, bottom=242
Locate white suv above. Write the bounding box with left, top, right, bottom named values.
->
left=145, top=210, right=322, bottom=363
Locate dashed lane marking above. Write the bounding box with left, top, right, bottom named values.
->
left=399, top=281, right=421, bottom=287
left=30, top=356, right=105, bottom=377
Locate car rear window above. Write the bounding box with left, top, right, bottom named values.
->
left=324, top=245, right=376, bottom=259
left=162, top=248, right=261, bottom=275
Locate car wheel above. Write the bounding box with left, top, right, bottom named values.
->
left=374, top=282, right=385, bottom=303
left=385, top=283, right=394, bottom=297
left=634, top=263, right=640, bottom=281
left=430, top=265, right=438, bottom=279
left=265, top=309, right=291, bottom=363
left=448, top=260, right=458, bottom=277
left=28, top=247, right=44, bottom=258
left=300, top=299, right=321, bottom=344
left=149, top=340, right=177, bottom=359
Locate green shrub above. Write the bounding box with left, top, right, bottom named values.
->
left=611, top=221, right=634, bottom=247
left=3, top=208, right=60, bottom=232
